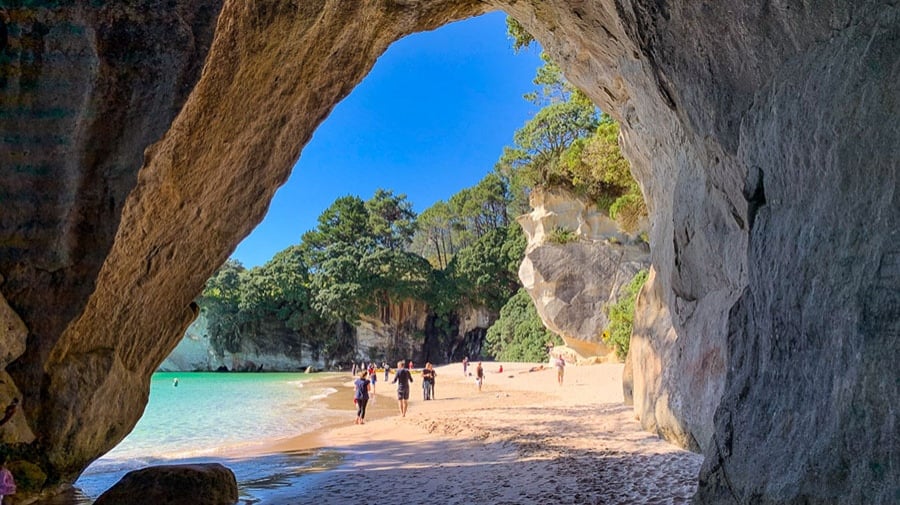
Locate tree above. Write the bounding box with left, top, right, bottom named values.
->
left=413, top=200, right=455, bottom=269
left=560, top=114, right=647, bottom=231
left=447, top=226, right=521, bottom=313
left=301, top=195, right=370, bottom=257
left=485, top=288, right=561, bottom=361
left=495, top=52, right=599, bottom=214
left=365, top=188, right=417, bottom=251
left=199, top=259, right=247, bottom=355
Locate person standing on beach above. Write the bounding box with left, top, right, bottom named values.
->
left=391, top=360, right=413, bottom=417
left=462, top=356, right=468, bottom=375
left=555, top=355, right=566, bottom=385
left=422, top=362, right=436, bottom=400
left=384, top=362, right=390, bottom=382
left=353, top=371, right=372, bottom=425
left=476, top=362, right=484, bottom=392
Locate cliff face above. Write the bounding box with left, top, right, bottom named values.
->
left=517, top=188, right=649, bottom=360
left=0, top=1, right=896, bottom=502
left=162, top=299, right=492, bottom=371
left=157, top=313, right=311, bottom=372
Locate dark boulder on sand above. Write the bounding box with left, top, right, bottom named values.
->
left=94, top=463, right=238, bottom=505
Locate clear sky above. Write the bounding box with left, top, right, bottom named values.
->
left=231, top=11, right=543, bottom=268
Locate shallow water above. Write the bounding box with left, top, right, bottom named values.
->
left=73, top=372, right=341, bottom=502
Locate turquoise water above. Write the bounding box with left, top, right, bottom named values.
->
left=75, top=372, right=340, bottom=500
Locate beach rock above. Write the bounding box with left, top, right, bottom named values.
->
left=518, top=187, right=649, bottom=359
left=0, top=292, right=27, bottom=370
left=0, top=1, right=896, bottom=503
left=93, top=463, right=238, bottom=505
left=5, top=459, right=47, bottom=495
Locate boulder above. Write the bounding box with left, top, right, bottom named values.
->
left=0, top=291, right=27, bottom=370
left=94, top=464, right=238, bottom=505
left=518, top=187, right=649, bottom=359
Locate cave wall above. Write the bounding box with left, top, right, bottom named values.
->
left=0, top=0, right=896, bottom=503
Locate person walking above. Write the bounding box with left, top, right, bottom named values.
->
left=384, top=362, right=390, bottom=382
left=462, top=356, right=468, bottom=375
left=353, top=371, right=372, bottom=424
left=476, top=362, right=484, bottom=392
left=422, top=362, right=436, bottom=400
left=391, top=360, right=414, bottom=417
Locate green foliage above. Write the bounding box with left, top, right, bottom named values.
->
left=412, top=173, right=511, bottom=268
left=505, top=99, right=599, bottom=187
left=495, top=47, right=647, bottom=235
left=485, top=288, right=561, bottom=361
left=609, top=192, right=647, bottom=234
left=365, top=188, right=417, bottom=251
left=603, top=269, right=649, bottom=361
left=558, top=114, right=648, bottom=231
left=199, top=259, right=247, bottom=355
left=446, top=225, right=522, bottom=313
left=301, top=195, right=369, bottom=252
left=546, top=226, right=578, bottom=245
left=199, top=251, right=335, bottom=361
left=505, top=16, right=534, bottom=53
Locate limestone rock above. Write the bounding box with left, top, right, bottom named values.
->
left=357, top=299, right=431, bottom=361
left=629, top=267, right=723, bottom=453
left=0, top=293, right=26, bottom=370
left=518, top=187, right=649, bottom=359
left=93, top=463, right=238, bottom=505
left=1, top=290, right=35, bottom=444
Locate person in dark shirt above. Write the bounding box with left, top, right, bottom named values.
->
left=353, top=371, right=371, bottom=425
left=422, top=362, right=436, bottom=400
left=391, top=360, right=414, bottom=417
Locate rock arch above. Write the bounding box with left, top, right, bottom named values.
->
left=0, top=1, right=896, bottom=503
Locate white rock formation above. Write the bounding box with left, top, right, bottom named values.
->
left=518, top=187, right=649, bottom=360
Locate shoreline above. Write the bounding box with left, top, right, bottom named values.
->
left=55, top=363, right=702, bottom=504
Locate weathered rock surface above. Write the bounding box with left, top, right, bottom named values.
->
left=161, top=298, right=490, bottom=370
left=93, top=463, right=238, bottom=505
left=357, top=299, right=430, bottom=362
left=0, top=1, right=896, bottom=503
left=158, top=312, right=310, bottom=372
left=518, top=188, right=649, bottom=359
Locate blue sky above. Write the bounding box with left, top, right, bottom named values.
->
left=231, top=12, right=543, bottom=268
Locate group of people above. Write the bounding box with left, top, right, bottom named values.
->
left=352, top=360, right=438, bottom=423
left=462, top=357, right=486, bottom=391
left=353, top=350, right=568, bottom=424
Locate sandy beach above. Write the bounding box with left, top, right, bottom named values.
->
left=258, top=362, right=703, bottom=505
